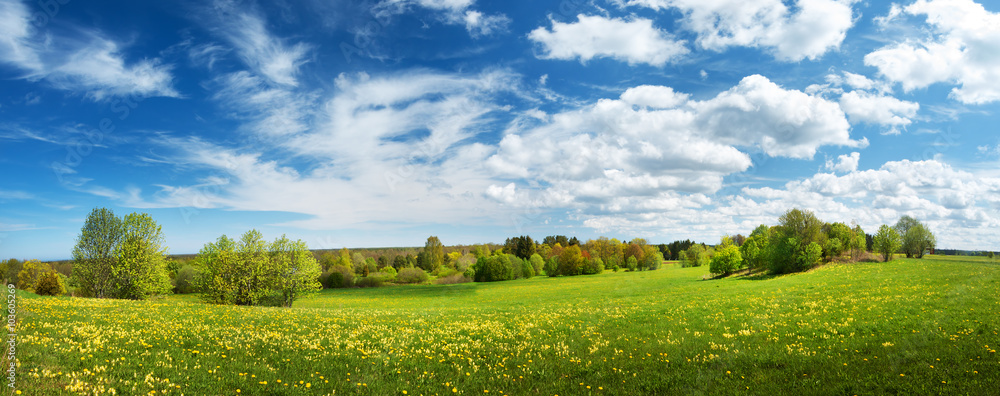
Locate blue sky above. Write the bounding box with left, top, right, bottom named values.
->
left=2, top=0, right=1000, bottom=260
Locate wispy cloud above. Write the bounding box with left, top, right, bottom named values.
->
left=0, top=0, right=178, bottom=100
left=211, top=0, right=311, bottom=86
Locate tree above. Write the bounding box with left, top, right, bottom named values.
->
left=741, top=225, right=771, bottom=272
left=17, top=260, right=51, bottom=294
left=34, top=270, right=67, bottom=296
left=71, top=207, right=122, bottom=298
left=71, top=208, right=170, bottom=299
left=680, top=244, right=708, bottom=267
left=268, top=236, right=323, bottom=307
left=544, top=257, right=558, bottom=277
left=528, top=254, right=545, bottom=275
left=825, top=222, right=852, bottom=259
left=710, top=237, right=743, bottom=276
left=558, top=245, right=585, bottom=276
left=424, top=236, right=445, bottom=269
left=337, top=248, right=353, bottom=271
left=848, top=225, right=867, bottom=260
left=112, top=212, right=171, bottom=299
left=767, top=209, right=827, bottom=274
left=2, top=258, right=23, bottom=285
left=642, top=245, right=663, bottom=270
left=196, top=230, right=322, bottom=307
left=895, top=217, right=935, bottom=258
left=874, top=225, right=902, bottom=262
left=504, top=236, right=536, bottom=260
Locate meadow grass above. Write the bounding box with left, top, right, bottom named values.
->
left=16, top=257, right=1000, bottom=395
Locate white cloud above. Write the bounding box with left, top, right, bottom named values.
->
left=839, top=90, right=919, bottom=132
left=0, top=0, right=178, bottom=99
left=621, top=0, right=857, bottom=61
left=865, top=0, right=1000, bottom=104
left=825, top=152, right=860, bottom=173
left=128, top=69, right=522, bottom=229
left=375, top=0, right=510, bottom=37
left=528, top=14, right=689, bottom=66
left=485, top=74, right=865, bottom=217
left=213, top=1, right=310, bottom=86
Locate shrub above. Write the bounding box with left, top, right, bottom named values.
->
left=680, top=245, right=709, bottom=267
left=17, top=260, right=51, bottom=294
left=396, top=268, right=429, bottom=284
left=709, top=245, right=742, bottom=276
left=355, top=276, right=384, bottom=288
left=462, top=266, right=476, bottom=280
left=626, top=256, right=638, bottom=271
left=324, top=265, right=355, bottom=288
left=34, top=270, right=67, bottom=296
left=612, top=265, right=620, bottom=272
left=434, top=273, right=472, bottom=284
left=172, top=265, right=201, bottom=294
left=474, top=255, right=513, bottom=282
left=581, top=258, right=604, bottom=275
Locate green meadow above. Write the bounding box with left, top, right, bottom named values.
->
left=16, top=256, right=1000, bottom=395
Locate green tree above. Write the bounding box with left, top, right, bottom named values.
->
left=710, top=237, right=743, bottom=275
left=1, top=258, right=23, bottom=285
left=874, top=224, right=902, bottom=262
left=34, top=270, right=67, bottom=296
left=544, top=257, right=558, bottom=277
left=337, top=248, right=353, bottom=271
left=71, top=207, right=123, bottom=298
left=17, top=260, right=51, bottom=294
left=112, top=212, right=171, bottom=299
left=268, top=236, right=323, bottom=307
left=528, top=253, right=545, bottom=275
left=848, top=225, right=867, bottom=260
left=558, top=245, right=585, bottom=276
left=424, top=236, right=445, bottom=269
left=197, top=230, right=322, bottom=306
left=896, top=217, right=935, bottom=258
left=625, top=256, right=638, bottom=271
left=680, top=244, right=708, bottom=267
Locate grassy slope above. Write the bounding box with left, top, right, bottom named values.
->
left=17, top=258, right=1000, bottom=395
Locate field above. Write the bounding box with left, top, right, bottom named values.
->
left=15, top=256, right=1000, bottom=395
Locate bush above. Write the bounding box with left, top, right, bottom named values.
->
left=626, top=256, right=638, bottom=271
left=462, top=266, right=476, bottom=280
left=709, top=245, right=742, bottom=276
left=324, top=265, right=355, bottom=288
left=355, top=276, right=384, bottom=288
left=172, top=265, right=201, bottom=294
left=474, top=255, right=513, bottom=282
left=612, top=265, right=620, bottom=272
left=34, top=270, right=67, bottom=296
left=434, top=273, right=472, bottom=284
left=680, top=245, right=709, bottom=267
left=396, top=268, right=429, bottom=284
left=581, top=258, right=604, bottom=275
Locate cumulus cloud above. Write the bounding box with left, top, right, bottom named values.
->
left=528, top=14, right=689, bottom=66
left=0, top=0, right=178, bottom=100
left=485, top=74, right=865, bottom=218
left=620, top=0, right=858, bottom=61
left=825, top=152, right=860, bottom=173
left=839, top=91, right=919, bottom=133
left=865, top=0, right=1000, bottom=104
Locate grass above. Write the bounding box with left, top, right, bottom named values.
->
left=16, top=258, right=1000, bottom=395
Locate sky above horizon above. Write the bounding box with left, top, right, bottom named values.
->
left=2, top=0, right=1000, bottom=260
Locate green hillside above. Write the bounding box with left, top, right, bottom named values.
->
left=17, top=257, right=1000, bottom=395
